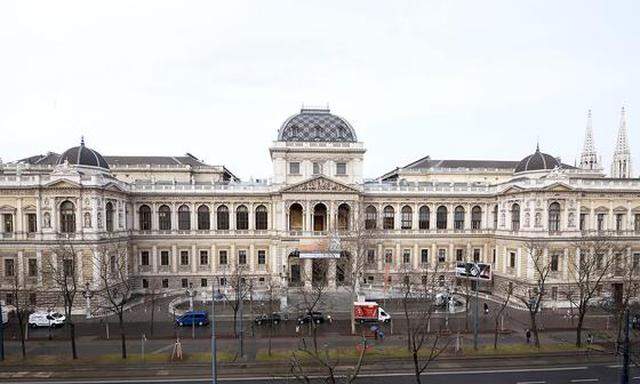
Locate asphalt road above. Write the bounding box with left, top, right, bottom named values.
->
left=0, top=363, right=635, bottom=384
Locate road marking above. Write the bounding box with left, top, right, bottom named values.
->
left=632, top=377, right=640, bottom=381
left=516, top=381, right=546, bottom=384
left=608, top=364, right=622, bottom=368
left=570, top=380, right=598, bottom=383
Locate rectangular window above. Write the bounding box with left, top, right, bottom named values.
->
left=142, top=279, right=149, bottom=288
left=367, top=249, right=376, bottom=265
left=27, top=214, right=37, bottom=233
left=634, top=253, right=640, bottom=271
left=384, top=249, right=393, bottom=264
left=180, top=250, right=189, bottom=266
left=289, top=162, right=300, bottom=175
left=402, top=249, right=411, bottom=264
left=616, top=214, right=624, bottom=231
left=473, top=249, right=481, bottom=263
left=438, top=249, right=446, bottom=263
left=551, top=254, right=559, bottom=272
left=597, top=213, right=605, bottom=231
left=28, top=258, right=37, bottom=277
left=551, top=286, right=558, bottom=301
left=200, top=250, right=209, bottom=265
left=312, top=162, right=322, bottom=175
left=579, top=213, right=587, bottom=231
left=635, top=214, right=640, bottom=233
left=201, top=278, right=208, bottom=287
left=160, top=251, right=170, bottom=266
left=492, top=248, right=496, bottom=264
left=29, top=293, right=36, bottom=306
left=336, top=162, right=347, bottom=176
left=3, top=214, right=13, bottom=233
left=4, top=259, right=15, bottom=277
left=181, top=278, right=189, bottom=288
left=257, top=250, right=266, bottom=265
left=421, top=249, right=429, bottom=264
left=238, top=250, right=247, bottom=265
left=63, top=259, right=73, bottom=277
left=220, top=277, right=227, bottom=287
left=140, top=251, right=150, bottom=266
left=455, top=249, right=464, bottom=262
left=509, top=252, right=516, bottom=268
left=162, top=279, right=169, bottom=288
left=219, top=250, right=228, bottom=265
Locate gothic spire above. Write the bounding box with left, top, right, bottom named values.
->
left=579, top=109, right=600, bottom=170
left=611, top=106, right=632, bottom=178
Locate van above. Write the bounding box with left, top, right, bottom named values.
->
left=28, top=311, right=66, bottom=328
left=176, top=310, right=209, bottom=327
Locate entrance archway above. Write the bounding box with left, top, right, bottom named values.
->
left=313, top=203, right=327, bottom=232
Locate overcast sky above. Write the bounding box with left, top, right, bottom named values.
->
left=1, top=1, right=638, bottom=179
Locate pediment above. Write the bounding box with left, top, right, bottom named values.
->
left=45, top=179, right=81, bottom=189
left=0, top=205, right=16, bottom=213
left=281, top=176, right=360, bottom=194
left=103, top=182, right=127, bottom=193
left=543, top=182, right=574, bottom=192
left=500, top=185, right=525, bottom=195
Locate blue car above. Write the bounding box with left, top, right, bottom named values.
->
left=176, top=310, right=209, bottom=327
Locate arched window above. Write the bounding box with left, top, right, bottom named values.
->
left=418, top=206, right=430, bottom=230
left=105, top=202, right=114, bottom=232
left=549, top=202, right=561, bottom=233
left=60, top=201, right=76, bottom=233
left=454, top=206, right=465, bottom=230
left=178, top=205, right=191, bottom=230
left=197, top=205, right=210, bottom=230
left=236, top=205, right=249, bottom=230
left=511, top=203, right=520, bottom=231
left=313, top=203, right=327, bottom=232
left=493, top=204, right=498, bottom=229
left=289, top=203, right=303, bottom=231
left=217, top=205, right=229, bottom=230
left=471, top=206, right=482, bottom=230
left=383, top=205, right=395, bottom=230
left=255, top=205, right=268, bottom=230
left=401, top=205, right=413, bottom=229
left=365, top=205, right=377, bottom=230
left=337, top=203, right=350, bottom=231
left=158, top=205, right=171, bottom=230
left=436, top=206, right=447, bottom=229
left=139, top=205, right=151, bottom=230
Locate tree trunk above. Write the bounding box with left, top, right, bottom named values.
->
left=412, top=351, right=422, bottom=384
left=18, top=316, right=26, bottom=359
left=493, top=319, right=499, bottom=350
left=69, top=322, right=78, bottom=359
left=530, top=312, right=540, bottom=348
left=150, top=297, right=156, bottom=337
left=576, top=312, right=586, bottom=348
left=119, top=313, right=127, bottom=359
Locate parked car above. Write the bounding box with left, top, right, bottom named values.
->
left=28, top=311, right=66, bottom=328
left=297, top=311, right=326, bottom=325
left=254, top=313, right=282, bottom=326
left=176, top=310, right=209, bottom=327
left=632, top=314, right=640, bottom=330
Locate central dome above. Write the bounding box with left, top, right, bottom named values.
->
left=278, top=107, right=357, bottom=142
left=514, top=145, right=560, bottom=174
left=57, top=139, right=110, bottom=169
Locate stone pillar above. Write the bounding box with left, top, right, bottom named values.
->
left=133, top=204, right=139, bottom=231
left=171, top=203, right=178, bottom=230
left=151, top=202, right=158, bottom=231
left=171, top=245, right=178, bottom=273
left=515, top=247, right=522, bottom=278
left=229, top=203, right=236, bottom=231
left=151, top=245, right=158, bottom=274
left=431, top=243, right=437, bottom=269
left=412, top=243, right=419, bottom=270
left=376, top=243, right=383, bottom=272
left=464, top=205, right=472, bottom=230
left=304, top=258, right=312, bottom=289
left=211, top=244, right=217, bottom=274
left=230, top=243, right=236, bottom=270
left=191, top=245, right=197, bottom=273
left=191, top=203, right=197, bottom=231
left=430, top=206, right=437, bottom=231
left=248, top=203, right=254, bottom=230
left=562, top=248, right=569, bottom=281
left=132, top=245, right=139, bottom=274
left=328, top=258, right=337, bottom=289
left=249, top=244, right=255, bottom=272
left=17, top=251, right=24, bottom=287
left=412, top=204, right=419, bottom=230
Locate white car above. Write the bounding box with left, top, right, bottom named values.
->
left=28, top=311, right=66, bottom=328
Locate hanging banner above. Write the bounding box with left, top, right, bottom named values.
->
left=455, top=262, right=492, bottom=281
left=298, top=235, right=341, bottom=259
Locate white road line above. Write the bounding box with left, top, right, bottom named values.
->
left=516, top=381, right=546, bottom=384
left=570, top=379, right=599, bottom=383
left=608, top=364, right=622, bottom=368
left=632, top=377, right=640, bottom=381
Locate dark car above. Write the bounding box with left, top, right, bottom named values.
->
left=176, top=310, right=209, bottom=327
left=254, top=313, right=282, bottom=325
left=632, top=314, right=640, bottom=330
left=297, top=311, right=326, bottom=325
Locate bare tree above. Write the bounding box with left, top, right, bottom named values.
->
left=146, top=279, right=162, bottom=337
left=565, top=235, right=625, bottom=347
left=220, top=262, right=251, bottom=359
left=8, top=272, right=35, bottom=359
left=492, top=281, right=514, bottom=349
left=43, top=238, right=81, bottom=359
left=92, top=238, right=134, bottom=359
left=399, top=264, right=450, bottom=384
left=512, top=240, right=552, bottom=348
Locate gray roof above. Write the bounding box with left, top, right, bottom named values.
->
left=405, top=156, right=519, bottom=170
left=19, top=152, right=211, bottom=168
left=59, top=143, right=110, bottom=169
left=278, top=107, right=357, bottom=142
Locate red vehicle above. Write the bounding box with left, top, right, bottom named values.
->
left=353, top=301, right=391, bottom=323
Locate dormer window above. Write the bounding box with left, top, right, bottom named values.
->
left=312, top=162, right=323, bottom=175
left=336, top=162, right=347, bottom=176
left=289, top=162, right=300, bottom=175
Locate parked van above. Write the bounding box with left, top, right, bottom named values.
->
left=28, top=311, right=66, bottom=328
left=176, top=310, right=209, bottom=327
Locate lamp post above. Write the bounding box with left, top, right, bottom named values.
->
left=82, top=282, right=94, bottom=319
left=185, top=284, right=197, bottom=339
left=211, top=279, right=218, bottom=384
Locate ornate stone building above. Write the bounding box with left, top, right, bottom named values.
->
left=0, top=107, right=638, bottom=310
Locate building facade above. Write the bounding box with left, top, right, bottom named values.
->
left=0, top=107, right=638, bottom=310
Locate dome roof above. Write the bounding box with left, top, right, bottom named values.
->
left=57, top=138, right=109, bottom=169
left=514, top=145, right=560, bottom=173
left=278, top=107, right=357, bottom=142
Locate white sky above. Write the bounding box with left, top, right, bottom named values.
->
left=0, top=0, right=638, bottom=179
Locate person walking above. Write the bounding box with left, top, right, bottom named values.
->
left=483, top=302, right=489, bottom=315
left=525, top=329, right=531, bottom=344
left=587, top=333, right=593, bottom=345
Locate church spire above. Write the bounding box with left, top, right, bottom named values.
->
left=611, top=106, right=632, bottom=178
left=579, top=109, right=600, bottom=170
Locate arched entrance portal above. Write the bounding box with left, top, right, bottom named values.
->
left=313, top=203, right=327, bottom=232
left=288, top=251, right=301, bottom=286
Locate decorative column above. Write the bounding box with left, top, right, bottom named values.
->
left=191, top=245, right=197, bottom=273
left=151, top=245, right=158, bottom=274
left=248, top=203, right=254, bottom=230
left=412, top=243, right=419, bottom=270
left=515, top=247, right=522, bottom=278
left=211, top=244, right=217, bottom=274
left=412, top=204, right=419, bottom=230
left=132, top=245, right=139, bottom=274
left=562, top=248, right=569, bottom=281
left=171, top=245, right=178, bottom=274
left=249, top=244, right=255, bottom=272
left=328, top=259, right=337, bottom=289
left=171, top=203, right=178, bottom=231
left=17, top=251, right=24, bottom=287
left=464, top=205, right=472, bottom=230
left=191, top=203, right=197, bottom=231
left=36, top=250, right=43, bottom=287
left=304, top=258, right=312, bottom=289
left=151, top=202, right=158, bottom=231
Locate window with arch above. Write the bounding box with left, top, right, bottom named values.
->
left=337, top=203, right=350, bottom=231
left=401, top=205, right=412, bottom=229
left=454, top=206, right=465, bottom=230
left=471, top=206, right=482, bottom=230
left=511, top=203, right=520, bottom=231
left=59, top=201, right=76, bottom=233
left=105, top=202, right=114, bottom=232
left=289, top=203, right=303, bottom=231
left=255, top=205, right=268, bottom=230
left=178, top=205, right=191, bottom=230
left=313, top=203, right=327, bottom=231
left=197, top=205, right=210, bottom=230
left=436, top=206, right=448, bottom=229
left=139, top=205, right=151, bottom=230
left=236, top=205, right=249, bottom=230
left=217, top=205, right=229, bottom=230
left=418, top=206, right=430, bottom=230
left=548, top=202, right=561, bottom=233
left=158, top=205, right=171, bottom=230
left=383, top=206, right=395, bottom=230
left=365, top=205, right=377, bottom=230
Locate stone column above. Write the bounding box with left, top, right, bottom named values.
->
left=328, top=258, right=337, bottom=289
left=151, top=245, right=158, bottom=274
left=562, top=248, right=569, bottom=281
left=304, top=258, right=312, bottom=289
left=464, top=205, right=472, bottom=230
left=171, top=245, right=178, bottom=273
left=376, top=243, right=383, bottom=273
left=412, top=243, right=419, bottom=270
left=515, top=247, right=522, bottom=278
left=191, top=245, right=197, bottom=274
left=16, top=199, right=23, bottom=239
left=248, top=203, right=254, bottom=230
left=36, top=250, right=43, bottom=287
left=191, top=203, right=197, bottom=231
left=151, top=202, right=158, bottom=231
left=17, top=251, right=24, bottom=287
left=412, top=204, right=419, bottom=230
left=211, top=244, right=217, bottom=274
left=430, top=205, right=437, bottom=231
left=229, top=203, right=236, bottom=231
left=133, top=204, right=139, bottom=231
left=132, top=245, right=139, bottom=274
left=249, top=244, right=256, bottom=272
left=171, top=203, right=178, bottom=230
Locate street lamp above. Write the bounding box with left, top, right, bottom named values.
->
left=82, top=282, right=94, bottom=319
left=185, top=283, right=196, bottom=311
left=211, top=278, right=218, bottom=384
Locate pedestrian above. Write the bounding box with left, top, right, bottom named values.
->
left=295, top=325, right=300, bottom=334
left=483, top=302, right=489, bottom=315
left=378, top=331, right=385, bottom=343
left=587, top=333, right=593, bottom=345
left=525, top=329, right=531, bottom=344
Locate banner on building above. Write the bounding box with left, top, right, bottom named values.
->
left=455, top=262, right=492, bottom=281
left=298, top=235, right=341, bottom=259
